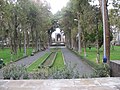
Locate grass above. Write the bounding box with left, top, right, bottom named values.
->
left=27, top=52, right=50, bottom=72
left=80, top=47, right=103, bottom=63
left=0, top=48, right=33, bottom=64
left=110, top=46, right=120, bottom=60
left=80, top=46, right=120, bottom=64
left=70, top=46, right=120, bottom=70
left=52, top=50, right=65, bottom=69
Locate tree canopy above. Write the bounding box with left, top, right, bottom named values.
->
left=0, top=0, right=52, bottom=54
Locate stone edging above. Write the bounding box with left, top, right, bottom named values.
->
left=61, top=51, right=66, bottom=65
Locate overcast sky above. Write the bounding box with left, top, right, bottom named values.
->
left=46, top=0, right=69, bottom=14
left=90, top=0, right=114, bottom=9
left=46, top=0, right=114, bottom=14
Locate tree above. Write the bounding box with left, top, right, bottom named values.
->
left=57, top=0, right=102, bottom=56
left=0, top=0, right=52, bottom=58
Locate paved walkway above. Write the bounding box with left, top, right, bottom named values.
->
left=14, top=50, right=48, bottom=67
left=0, top=77, right=120, bottom=90
left=61, top=48, right=94, bottom=77
left=0, top=50, right=49, bottom=79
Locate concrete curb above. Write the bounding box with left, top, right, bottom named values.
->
left=61, top=50, right=66, bottom=66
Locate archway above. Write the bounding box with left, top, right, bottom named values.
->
left=57, top=34, right=61, bottom=41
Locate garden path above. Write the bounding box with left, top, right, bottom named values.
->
left=61, top=48, right=94, bottom=77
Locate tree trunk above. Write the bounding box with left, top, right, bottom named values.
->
left=24, top=30, right=27, bottom=56
left=77, top=12, right=82, bottom=53
left=31, top=26, right=34, bottom=49
left=26, top=31, right=30, bottom=48
left=105, top=0, right=110, bottom=64
left=10, top=31, right=14, bottom=61
left=0, top=19, right=4, bottom=49
left=13, top=13, right=18, bottom=55
left=118, top=31, right=120, bottom=44
left=35, top=29, right=39, bottom=52
left=71, top=38, right=74, bottom=49
left=19, top=31, right=22, bottom=52
left=96, top=10, right=100, bottom=63
left=84, top=41, right=87, bottom=57
left=8, top=23, right=14, bottom=51
left=1, top=37, right=4, bottom=49
left=69, top=28, right=72, bottom=49
left=66, top=33, right=69, bottom=48
left=38, top=37, right=41, bottom=51
left=49, top=33, right=52, bottom=46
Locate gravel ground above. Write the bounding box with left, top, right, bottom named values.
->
left=61, top=48, right=94, bottom=77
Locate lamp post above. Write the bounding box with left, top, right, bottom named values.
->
left=102, top=0, right=107, bottom=63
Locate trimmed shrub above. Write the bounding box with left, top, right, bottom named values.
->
left=31, top=63, right=80, bottom=79
left=91, top=64, right=110, bottom=77
left=3, top=64, right=28, bottom=80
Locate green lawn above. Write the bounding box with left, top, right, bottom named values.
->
left=110, top=46, right=120, bottom=60
left=52, top=51, right=65, bottom=69
left=27, top=52, right=50, bottom=72
left=0, top=48, right=33, bottom=64
left=80, top=46, right=120, bottom=64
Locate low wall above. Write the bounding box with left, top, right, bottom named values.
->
left=110, top=60, right=120, bottom=77
left=0, top=78, right=120, bottom=90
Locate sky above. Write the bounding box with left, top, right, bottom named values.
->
left=46, top=0, right=114, bottom=14
left=89, top=0, right=113, bottom=9
left=46, top=0, right=69, bottom=14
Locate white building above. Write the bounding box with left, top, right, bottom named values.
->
left=55, top=33, right=65, bottom=42
left=52, top=28, right=65, bottom=43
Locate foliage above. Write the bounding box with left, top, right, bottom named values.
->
left=54, top=0, right=105, bottom=50
left=92, top=64, right=110, bottom=77
left=109, top=0, right=120, bottom=30
left=0, top=0, right=52, bottom=55
left=50, top=65, right=79, bottom=79
left=3, top=64, right=28, bottom=80
left=3, top=63, right=80, bottom=79
left=30, top=64, right=80, bottom=79
left=0, top=0, right=53, bottom=67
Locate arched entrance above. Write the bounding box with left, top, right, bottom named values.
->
left=57, top=34, right=61, bottom=41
